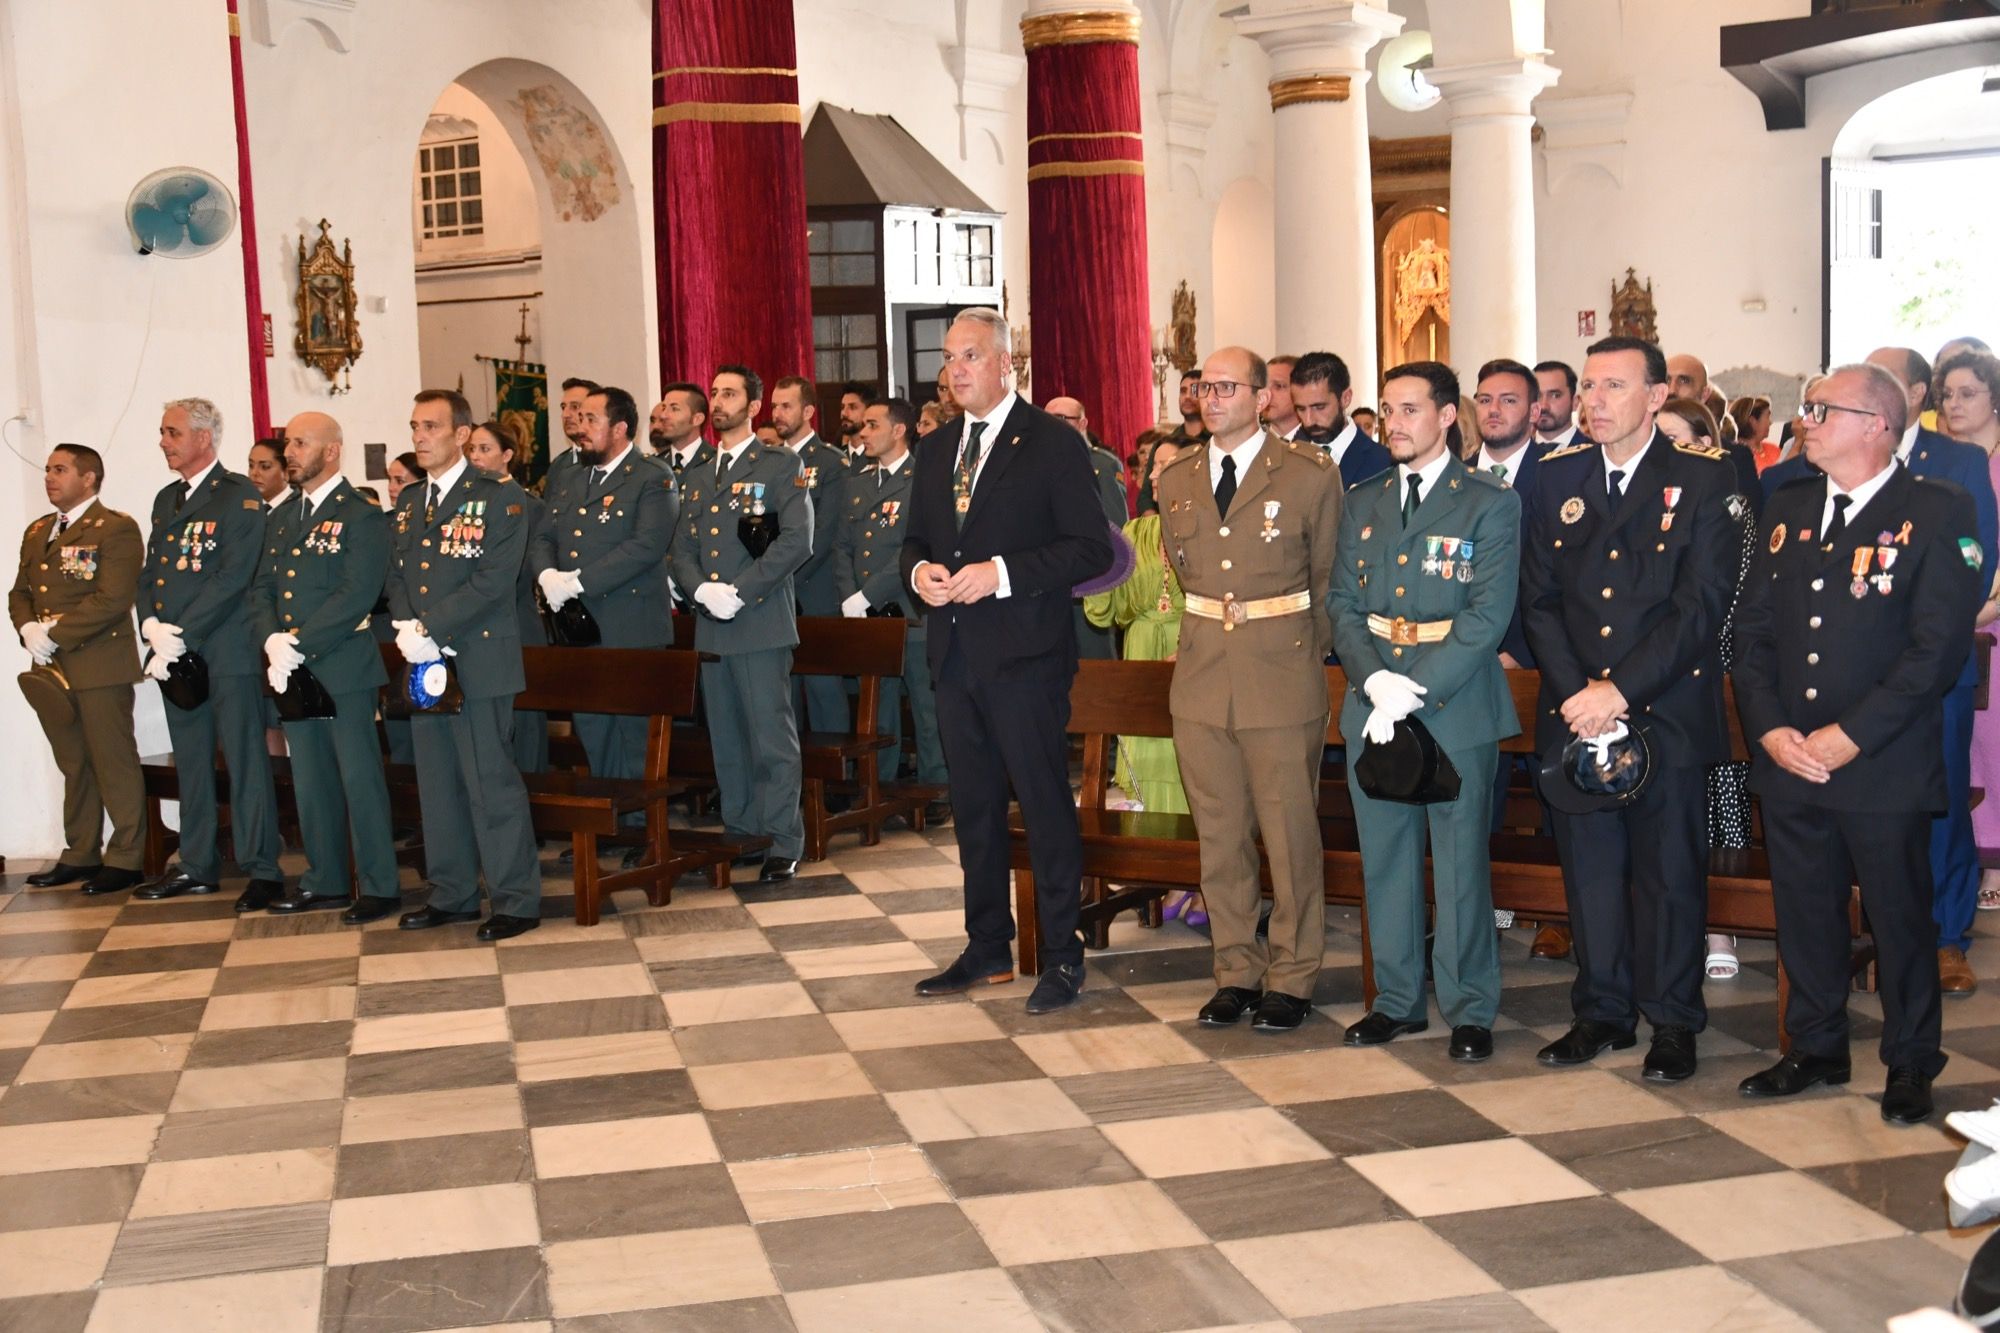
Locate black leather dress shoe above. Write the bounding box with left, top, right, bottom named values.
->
left=26, top=862, right=99, bottom=888
left=758, top=857, right=798, bottom=883
left=1880, top=1066, right=1935, bottom=1125
left=268, top=889, right=355, bottom=915
left=1738, top=1050, right=1851, bottom=1098
left=341, top=896, right=401, bottom=925
left=1344, top=1011, right=1429, bottom=1046
left=477, top=913, right=541, bottom=943
left=1253, top=991, right=1312, bottom=1033
left=81, top=867, right=144, bottom=895
left=1450, top=1025, right=1494, bottom=1062
left=1026, top=962, right=1085, bottom=1014
left=1197, top=986, right=1263, bottom=1027
left=922, top=799, right=953, bottom=826
left=134, top=871, right=220, bottom=900
left=398, top=904, right=482, bottom=931
left=914, top=956, right=1015, bottom=996
left=235, top=879, right=287, bottom=913
left=1644, top=1025, right=1698, bottom=1083
left=1537, top=1019, right=1637, bottom=1066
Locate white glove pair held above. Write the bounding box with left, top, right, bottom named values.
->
left=840, top=592, right=870, bottom=618
left=19, top=620, right=56, bottom=665
left=1361, top=670, right=1428, bottom=746
left=264, top=632, right=304, bottom=693
left=536, top=568, right=585, bottom=611
left=693, top=583, right=744, bottom=621
left=390, top=619, right=441, bottom=665
left=140, top=616, right=186, bottom=662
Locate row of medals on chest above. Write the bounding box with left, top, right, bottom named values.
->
left=1772, top=518, right=1912, bottom=599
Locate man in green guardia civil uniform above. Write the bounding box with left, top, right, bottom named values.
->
left=1328, top=361, right=1521, bottom=1063
left=251, top=411, right=400, bottom=922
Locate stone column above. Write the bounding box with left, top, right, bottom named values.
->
left=1237, top=2, right=1402, bottom=390
left=1425, top=45, right=1558, bottom=364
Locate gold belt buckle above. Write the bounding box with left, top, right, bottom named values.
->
left=1390, top=616, right=1418, bottom=646
left=1223, top=594, right=1246, bottom=629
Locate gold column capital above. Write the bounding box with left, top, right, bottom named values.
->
left=1269, top=74, right=1352, bottom=110
left=1021, top=9, right=1141, bottom=50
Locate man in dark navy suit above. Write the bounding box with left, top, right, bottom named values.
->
left=1291, top=351, right=1392, bottom=491
left=1534, top=361, right=1587, bottom=448
left=1761, top=346, right=1999, bottom=995
left=900, top=308, right=1113, bottom=1015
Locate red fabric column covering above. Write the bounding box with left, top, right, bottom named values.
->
left=225, top=0, right=271, bottom=442
left=652, top=0, right=813, bottom=405
left=1026, top=36, right=1152, bottom=477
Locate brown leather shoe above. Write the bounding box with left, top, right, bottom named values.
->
left=1940, top=946, right=1978, bottom=995
left=1531, top=924, right=1573, bottom=961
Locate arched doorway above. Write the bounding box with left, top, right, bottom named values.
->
left=411, top=60, right=648, bottom=483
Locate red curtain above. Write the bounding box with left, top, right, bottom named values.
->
left=225, top=0, right=271, bottom=442
left=652, top=0, right=813, bottom=407
left=1025, top=26, right=1152, bottom=478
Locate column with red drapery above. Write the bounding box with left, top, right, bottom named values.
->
left=651, top=0, right=813, bottom=399
left=1022, top=4, right=1152, bottom=467
left=225, top=0, right=271, bottom=442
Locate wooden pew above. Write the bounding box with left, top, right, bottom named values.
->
left=666, top=613, right=920, bottom=860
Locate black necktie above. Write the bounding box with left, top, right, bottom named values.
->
left=1215, top=454, right=1237, bottom=519
left=172, top=480, right=190, bottom=513
left=1402, top=473, right=1423, bottom=527
left=670, top=451, right=685, bottom=475
left=1607, top=468, right=1625, bottom=499
left=1824, top=493, right=1852, bottom=549
left=424, top=483, right=438, bottom=525
left=48, top=514, right=66, bottom=548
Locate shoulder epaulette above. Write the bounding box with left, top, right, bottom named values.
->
left=1540, top=440, right=1595, bottom=462
left=1673, top=439, right=1728, bottom=462
left=1464, top=467, right=1506, bottom=490
left=1159, top=446, right=1203, bottom=473
left=1286, top=440, right=1333, bottom=468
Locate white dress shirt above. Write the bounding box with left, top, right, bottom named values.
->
left=1476, top=444, right=1530, bottom=488
left=1603, top=435, right=1653, bottom=497
left=1821, top=460, right=1898, bottom=537
left=1210, top=429, right=1267, bottom=495
left=1898, top=422, right=1920, bottom=464
left=1537, top=423, right=1582, bottom=447
left=299, top=471, right=342, bottom=518
left=909, top=393, right=1018, bottom=599
left=179, top=458, right=219, bottom=497
left=713, top=433, right=755, bottom=476
left=423, top=456, right=468, bottom=511
left=1397, top=448, right=1452, bottom=514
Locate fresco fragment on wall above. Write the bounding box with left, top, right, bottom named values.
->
left=513, top=85, right=620, bottom=223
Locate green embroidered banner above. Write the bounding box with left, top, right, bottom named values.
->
left=491, top=358, right=551, bottom=489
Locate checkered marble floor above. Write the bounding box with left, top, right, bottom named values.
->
left=1, top=830, right=1996, bottom=1332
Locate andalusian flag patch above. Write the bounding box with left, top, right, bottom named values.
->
left=1962, top=537, right=1984, bottom=571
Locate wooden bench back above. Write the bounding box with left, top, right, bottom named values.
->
left=668, top=612, right=907, bottom=679
left=374, top=641, right=700, bottom=720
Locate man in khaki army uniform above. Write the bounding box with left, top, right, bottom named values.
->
left=1160, top=346, right=1343, bottom=1033
left=11, top=444, right=146, bottom=894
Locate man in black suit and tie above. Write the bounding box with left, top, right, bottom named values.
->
left=900, top=307, right=1113, bottom=1013
left=1290, top=351, right=1392, bottom=491
left=1734, top=362, right=1984, bottom=1124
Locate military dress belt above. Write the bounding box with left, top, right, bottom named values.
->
left=1183, top=590, right=1312, bottom=629
left=1367, top=614, right=1453, bottom=646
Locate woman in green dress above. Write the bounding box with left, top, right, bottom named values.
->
left=1084, top=441, right=1188, bottom=817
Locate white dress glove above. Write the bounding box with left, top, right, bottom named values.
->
left=394, top=622, right=441, bottom=664
left=264, top=632, right=304, bottom=671
left=840, top=592, right=869, bottom=618
left=538, top=567, right=584, bottom=610
left=1362, top=706, right=1399, bottom=746
left=144, top=618, right=187, bottom=662
left=1585, top=720, right=1631, bottom=766
left=20, top=621, right=55, bottom=664
left=143, top=653, right=172, bottom=682
left=266, top=662, right=293, bottom=694
left=1362, top=670, right=1427, bottom=722
left=693, top=583, right=743, bottom=621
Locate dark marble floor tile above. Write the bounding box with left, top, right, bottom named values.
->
left=335, top=1129, right=535, bottom=1200
left=39, top=997, right=206, bottom=1044
left=344, top=1043, right=517, bottom=1099
left=116, top=896, right=238, bottom=923
left=1428, top=1195, right=1706, bottom=1289
left=186, top=1020, right=354, bottom=1068
left=321, top=1245, right=549, bottom=1332
left=1168, top=1012, right=1350, bottom=1060
left=494, top=938, right=641, bottom=973
left=0, top=1048, right=28, bottom=1087
left=1606, top=1051, right=1813, bottom=1115
left=0, top=929, right=103, bottom=958
left=0, top=980, right=72, bottom=1013
left=1283, top=1088, right=1511, bottom=1156
left=707, top=1093, right=910, bottom=1162
left=152, top=1099, right=346, bottom=1160
left=926, top=1126, right=1142, bottom=1197
left=672, top=1014, right=845, bottom=1068
left=101, top=1200, right=330, bottom=1287
left=555, top=1295, right=796, bottom=1333
left=1082, top=947, right=1216, bottom=989
left=828, top=846, right=951, bottom=870
left=868, top=886, right=962, bottom=915
left=507, top=995, right=669, bottom=1043
left=5, top=888, right=105, bottom=911
left=355, top=922, right=489, bottom=955
left=1728, top=1236, right=1968, bottom=1333
left=1297, top=1293, right=1554, bottom=1332
left=1162, top=1159, right=1408, bottom=1241
left=1009, top=1245, right=1282, bottom=1333
left=980, top=987, right=1155, bottom=1037
left=620, top=904, right=757, bottom=937
left=231, top=910, right=352, bottom=940
left=79, top=941, right=231, bottom=978
left=535, top=1161, right=748, bottom=1241
left=732, top=876, right=863, bottom=905
left=801, top=970, right=946, bottom=1013
left=209, top=957, right=359, bottom=996
left=649, top=952, right=797, bottom=993
left=1379, top=1027, right=1570, bottom=1085
left=1055, top=1063, right=1263, bottom=1125
left=0, top=1292, right=94, bottom=1333
left=758, top=1201, right=996, bottom=1291
left=520, top=1067, right=699, bottom=1127
left=1497, top=981, right=1585, bottom=1029
left=0, top=1070, right=179, bottom=1124
left=1806, top=1150, right=1962, bottom=1233
left=1530, top=1117, right=1787, bottom=1193
left=1943, top=1024, right=2000, bottom=1070
left=853, top=1039, right=1046, bottom=1092
left=353, top=974, right=505, bottom=1019
left=761, top=917, right=906, bottom=952
left=0, top=1162, right=142, bottom=1231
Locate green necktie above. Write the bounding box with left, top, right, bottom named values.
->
left=1402, top=474, right=1423, bottom=527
